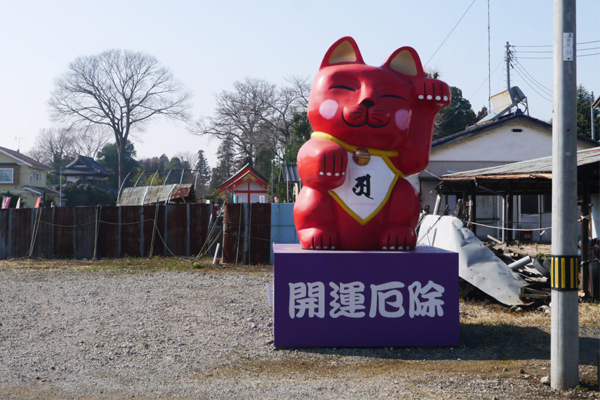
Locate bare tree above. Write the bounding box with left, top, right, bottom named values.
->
left=260, top=76, right=311, bottom=161
left=72, top=126, right=112, bottom=159
left=48, top=49, right=192, bottom=188
left=191, top=76, right=311, bottom=167
left=28, top=127, right=76, bottom=169
left=175, top=151, right=199, bottom=173
left=191, top=77, right=275, bottom=166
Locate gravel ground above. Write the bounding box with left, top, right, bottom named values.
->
left=0, top=265, right=598, bottom=399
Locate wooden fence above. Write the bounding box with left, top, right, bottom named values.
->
left=0, top=204, right=213, bottom=260
left=221, top=203, right=272, bottom=265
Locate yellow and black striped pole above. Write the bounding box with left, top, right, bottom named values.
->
left=550, top=256, right=579, bottom=291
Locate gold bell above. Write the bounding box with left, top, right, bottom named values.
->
left=353, top=147, right=370, bottom=166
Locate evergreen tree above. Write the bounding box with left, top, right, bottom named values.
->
left=166, top=156, right=183, bottom=184
left=62, top=183, right=117, bottom=206
left=577, top=85, right=599, bottom=139
left=210, top=138, right=239, bottom=191
left=284, top=111, right=312, bottom=162
left=434, top=87, right=477, bottom=139
left=97, top=141, right=138, bottom=189
left=476, top=106, right=489, bottom=122
left=194, top=150, right=212, bottom=198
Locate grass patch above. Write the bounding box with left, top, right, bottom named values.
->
left=0, top=256, right=273, bottom=274
left=579, top=302, right=600, bottom=330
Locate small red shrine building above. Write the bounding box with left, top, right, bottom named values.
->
left=215, top=164, right=269, bottom=203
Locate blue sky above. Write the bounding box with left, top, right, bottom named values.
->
left=1, top=0, right=598, bottom=168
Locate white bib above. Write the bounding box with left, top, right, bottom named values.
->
left=330, top=152, right=399, bottom=225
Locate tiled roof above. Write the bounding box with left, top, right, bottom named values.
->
left=0, top=146, right=52, bottom=170
left=279, top=163, right=300, bottom=183
left=62, top=155, right=113, bottom=176
left=432, top=111, right=599, bottom=149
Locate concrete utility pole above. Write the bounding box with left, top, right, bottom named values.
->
left=591, top=101, right=595, bottom=141
left=505, top=42, right=512, bottom=91
left=551, top=0, right=579, bottom=390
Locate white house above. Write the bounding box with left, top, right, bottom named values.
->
left=407, top=110, right=598, bottom=241
left=0, top=146, right=59, bottom=207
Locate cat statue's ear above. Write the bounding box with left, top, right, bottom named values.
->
left=382, top=47, right=425, bottom=78
left=320, top=36, right=365, bottom=69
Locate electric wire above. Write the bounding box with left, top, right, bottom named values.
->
left=512, top=59, right=553, bottom=95
left=511, top=62, right=553, bottom=101
left=512, top=67, right=553, bottom=102
left=424, top=0, right=477, bottom=66
left=434, top=59, right=503, bottom=134
left=513, top=40, right=600, bottom=48
left=517, top=54, right=600, bottom=59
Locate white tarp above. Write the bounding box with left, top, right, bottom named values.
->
left=417, top=215, right=528, bottom=306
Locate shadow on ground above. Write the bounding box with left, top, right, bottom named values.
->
left=290, top=324, right=599, bottom=366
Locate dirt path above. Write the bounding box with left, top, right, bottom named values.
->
left=0, top=260, right=597, bottom=399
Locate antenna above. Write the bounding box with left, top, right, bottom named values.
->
left=487, top=0, right=491, bottom=111
left=14, top=136, right=24, bottom=152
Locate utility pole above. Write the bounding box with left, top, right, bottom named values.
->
left=591, top=92, right=596, bottom=141
left=592, top=106, right=596, bottom=141
left=505, top=42, right=512, bottom=91
left=551, top=0, right=579, bottom=390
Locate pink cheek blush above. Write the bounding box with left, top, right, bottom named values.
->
left=319, top=99, right=338, bottom=120
left=395, top=109, right=411, bottom=130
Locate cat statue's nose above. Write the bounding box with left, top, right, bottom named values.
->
left=360, top=99, right=375, bottom=109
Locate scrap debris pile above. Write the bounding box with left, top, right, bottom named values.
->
left=487, top=245, right=551, bottom=304
left=418, top=214, right=600, bottom=307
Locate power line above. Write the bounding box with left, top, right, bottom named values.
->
left=512, top=67, right=553, bottom=102
left=438, top=59, right=504, bottom=129
left=513, top=46, right=599, bottom=54
left=513, top=65, right=553, bottom=98
left=512, top=59, right=553, bottom=95
left=518, top=53, right=600, bottom=59
left=513, top=40, right=600, bottom=48
left=425, top=0, right=477, bottom=66
left=516, top=50, right=553, bottom=54
left=482, top=59, right=505, bottom=96
left=577, top=40, right=600, bottom=45
left=513, top=44, right=553, bottom=48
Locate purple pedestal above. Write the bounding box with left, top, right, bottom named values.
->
left=273, top=244, right=459, bottom=347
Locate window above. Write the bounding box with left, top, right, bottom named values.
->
left=0, top=168, right=14, bottom=184
left=521, top=195, right=538, bottom=214
left=542, top=194, right=552, bottom=213
left=521, top=194, right=552, bottom=214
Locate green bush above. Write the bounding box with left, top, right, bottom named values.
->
left=62, top=183, right=117, bottom=206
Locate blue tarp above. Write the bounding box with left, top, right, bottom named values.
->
left=270, top=203, right=299, bottom=263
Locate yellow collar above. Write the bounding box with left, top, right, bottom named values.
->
left=311, top=131, right=403, bottom=177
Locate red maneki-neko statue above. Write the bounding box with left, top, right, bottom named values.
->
left=293, top=37, right=451, bottom=251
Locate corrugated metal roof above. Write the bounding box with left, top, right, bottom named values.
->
left=442, top=146, right=600, bottom=180
left=118, top=183, right=196, bottom=206
left=279, top=163, right=300, bottom=183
